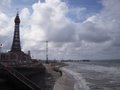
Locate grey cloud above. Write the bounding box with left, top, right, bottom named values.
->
left=47, top=24, right=76, bottom=42
left=78, top=22, right=111, bottom=43
left=111, top=34, right=120, bottom=47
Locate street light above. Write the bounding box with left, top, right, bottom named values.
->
left=39, top=40, right=49, bottom=63
left=0, top=44, right=2, bottom=60
left=45, top=40, right=49, bottom=64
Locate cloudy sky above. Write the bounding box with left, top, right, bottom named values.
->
left=0, top=0, right=120, bottom=60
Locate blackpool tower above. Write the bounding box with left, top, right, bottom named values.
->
left=11, top=12, right=21, bottom=52
left=0, top=12, right=31, bottom=61
left=9, top=12, right=31, bottom=61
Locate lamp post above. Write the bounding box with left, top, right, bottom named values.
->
left=39, top=40, right=49, bottom=63
left=0, top=44, right=2, bottom=60
left=45, top=40, right=49, bottom=64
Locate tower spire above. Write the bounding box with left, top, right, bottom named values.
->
left=11, top=11, right=21, bottom=52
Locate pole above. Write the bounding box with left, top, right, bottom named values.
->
left=45, top=41, right=49, bottom=64
left=0, top=44, right=2, bottom=60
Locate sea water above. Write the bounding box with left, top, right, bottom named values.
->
left=62, top=60, right=120, bottom=90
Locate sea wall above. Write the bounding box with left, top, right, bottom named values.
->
left=53, top=68, right=75, bottom=90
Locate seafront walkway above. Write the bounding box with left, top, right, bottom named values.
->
left=0, top=62, right=42, bottom=90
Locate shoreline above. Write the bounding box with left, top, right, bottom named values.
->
left=53, top=68, right=75, bottom=90
left=44, top=63, right=76, bottom=90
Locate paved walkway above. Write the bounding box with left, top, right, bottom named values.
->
left=53, top=71, right=75, bottom=90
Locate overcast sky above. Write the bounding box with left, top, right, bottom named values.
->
left=0, top=0, right=120, bottom=60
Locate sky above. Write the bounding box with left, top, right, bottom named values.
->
left=0, top=0, right=120, bottom=60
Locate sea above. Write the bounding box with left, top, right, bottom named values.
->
left=61, top=60, right=120, bottom=90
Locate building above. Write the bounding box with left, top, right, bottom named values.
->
left=0, top=12, right=31, bottom=62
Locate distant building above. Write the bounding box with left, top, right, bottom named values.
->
left=0, top=12, right=31, bottom=62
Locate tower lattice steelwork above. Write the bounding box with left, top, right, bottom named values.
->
left=0, top=12, right=31, bottom=61
left=11, top=12, right=21, bottom=52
